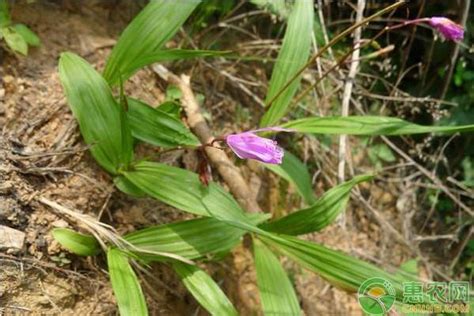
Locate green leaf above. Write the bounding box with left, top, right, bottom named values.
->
left=173, top=262, right=238, bottom=316
left=127, top=98, right=200, bottom=148
left=0, top=0, right=10, bottom=28
left=103, top=0, right=200, bottom=85
left=397, top=259, right=419, bottom=277
left=123, top=161, right=266, bottom=235
left=2, top=27, right=27, bottom=55
left=253, top=239, right=301, bottom=316
left=264, top=150, right=315, bottom=205
left=261, top=175, right=373, bottom=235
left=52, top=228, right=100, bottom=256
left=260, top=234, right=410, bottom=297
left=107, top=248, right=148, bottom=316
left=157, top=101, right=181, bottom=119
left=283, top=116, right=474, bottom=135
left=114, top=176, right=147, bottom=198
left=13, top=23, right=40, bottom=46
left=125, top=216, right=267, bottom=261
left=59, top=52, right=133, bottom=174
left=123, top=161, right=240, bottom=217
left=120, top=49, right=231, bottom=82
left=260, top=0, right=313, bottom=126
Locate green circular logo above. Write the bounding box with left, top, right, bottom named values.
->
left=358, top=277, right=396, bottom=315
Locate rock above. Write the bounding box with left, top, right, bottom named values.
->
left=0, top=225, right=26, bottom=253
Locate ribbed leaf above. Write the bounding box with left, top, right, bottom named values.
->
left=52, top=228, right=100, bottom=256
left=283, top=116, right=474, bottom=135
left=122, top=49, right=230, bottom=82
left=262, top=175, right=373, bottom=235
left=13, top=24, right=40, bottom=46
left=127, top=98, right=199, bottom=148
left=122, top=161, right=240, bottom=216
left=114, top=176, right=147, bottom=198
left=253, top=239, right=301, bottom=316
left=260, top=234, right=409, bottom=297
left=107, top=248, right=148, bottom=316
left=59, top=52, right=133, bottom=174
left=103, top=0, right=200, bottom=85
left=125, top=215, right=267, bottom=261
left=260, top=0, right=313, bottom=126
left=123, top=161, right=265, bottom=234
left=173, top=262, right=238, bottom=316
left=264, top=150, right=315, bottom=205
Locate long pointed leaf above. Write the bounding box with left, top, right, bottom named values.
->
left=260, top=234, right=414, bottom=297
left=260, top=0, right=313, bottom=126
left=253, top=239, right=301, bottom=315
left=283, top=116, right=474, bottom=135
left=107, top=248, right=148, bottom=316
left=59, top=52, right=133, bottom=174
left=127, top=98, right=199, bottom=148
left=262, top=175, right=373, bottom=235
left=125, top=215, right=268, bottom=261
left=173, top=262, right=238, bottom=316
left=52, top=228, right=100, bottom=256
left=103, top=0, right=200, bottom=85
left=123, top=161, right=266, bottom=234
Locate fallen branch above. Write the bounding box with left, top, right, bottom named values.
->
left=152, top=65, right=262, bottom=213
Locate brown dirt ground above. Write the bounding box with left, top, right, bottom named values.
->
left=0, top=2, right=433, bottom=316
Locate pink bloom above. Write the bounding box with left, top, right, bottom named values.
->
left=225, top=127, right=290, bottom=164
left=427, top=17, right=464, bottom=41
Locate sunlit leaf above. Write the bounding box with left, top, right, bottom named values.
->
left=262, top=175, right=373, bottom=235
left=125, top=215, right=267, bottom=261
left=123, top=161, right=266, bottom=234
left=264, top=150, right=315, bottom=204
left=127, top=98, right=200, bottom=148
left=59, top=52, right=133, bottom=174
left=283, top=116, right=474, bottom=135
left=2, top=27, right=27, bottom=55
left=260, top=234, right=413, bottom=297
left=173, top=262, right=238, bottom=316
left=52, top=228, right=100, bottom=256
left=107, top=248, right=148, bottom=316
left=260, top=0, right=313, bottom=126
left=114, top=176, right=147, bottom=198
left=253, top=239, right=301, bottom=315
left=103, top=0, right=200, bottom=85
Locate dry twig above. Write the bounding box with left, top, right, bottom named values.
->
left=152, top=64, right=262, bottom=213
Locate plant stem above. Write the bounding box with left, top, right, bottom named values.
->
left=338, top=0, right=366, bottom=185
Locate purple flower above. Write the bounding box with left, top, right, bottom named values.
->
left=427, top=17, right=464, bottom=41
left=225, top=127, right=290, bottom=164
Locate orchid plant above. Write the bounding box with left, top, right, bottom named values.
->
left=52, top=1, right=472, bottom=315
left=0, top=0, right=40, bottom=56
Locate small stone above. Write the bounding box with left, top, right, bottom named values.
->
left=2, top=75, right=14, bottom=84
left=0, top=225, right=26, bottom=252
left=51, top=219, right=68, bottom=228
